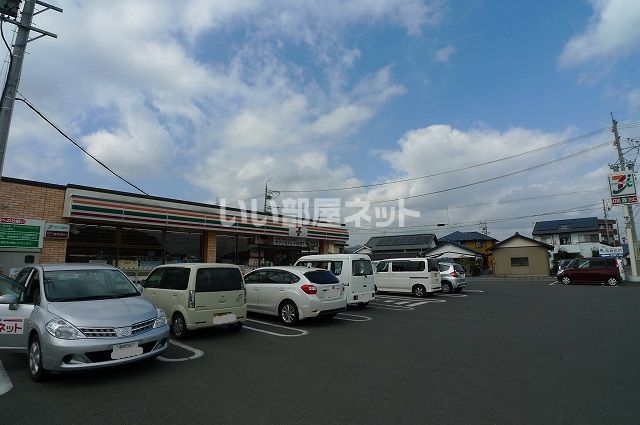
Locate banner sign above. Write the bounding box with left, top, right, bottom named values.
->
left=0, top=318, right=24, bottom=334
left=599, top=246, right=624, bottom=257
left=273, top=237, right=307, bottom=247
left=0, top=218, right=44, bottom=249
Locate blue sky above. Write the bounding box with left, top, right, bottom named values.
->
left=3, top=0, right=640, bottom=243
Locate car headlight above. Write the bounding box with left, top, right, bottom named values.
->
left=45, top=318, right=86, bottom=340
left=153, top=308, right=168, bottom=328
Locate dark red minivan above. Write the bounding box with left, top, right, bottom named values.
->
left=557, top=257, right=622, bottom=286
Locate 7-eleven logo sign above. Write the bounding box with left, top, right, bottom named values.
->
left=289, top=225, right=308, bottom=238
left=609, top=172, right=636, bottom=197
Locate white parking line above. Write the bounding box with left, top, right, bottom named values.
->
left=383, top=299, right=396, bottom=303
left=156, top=340, right=204, bottom=362
left=244, top=319, right=309, bottom=337
left=334, top=313, right=372, bottom=322
left=368, top=303, right=415, bottom=311
left=0, top=361, right=12, bottom=396
left=404, top=299, right=446, bottom=307
left=463, top=289, right=484, bottom=293
left=548, top=282, right=555, bottom=286
left=394, top=300, right=411, bottom=305
left=437, top=293, right=468, bottom=298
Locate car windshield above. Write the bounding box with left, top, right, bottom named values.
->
left=304, top=270, right=340, bottom=285
left=0, top=274, right=23, bottom=297
left=43, top=269, right=139, bottom=302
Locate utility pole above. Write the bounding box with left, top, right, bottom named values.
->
left=602, top=198, right=611, bottom=245
left=263, top=179, right=280, bottom=213
left=0, top=0, right=62, bottom=180
left=612, top=113, right=639, bottom=280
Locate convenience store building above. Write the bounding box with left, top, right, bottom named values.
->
left=0, top=177, right=348, bottom=278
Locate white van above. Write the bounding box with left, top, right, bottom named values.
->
left=295, top=254, right=375, bottom=306
left=374, top=258, right=441, bottom=297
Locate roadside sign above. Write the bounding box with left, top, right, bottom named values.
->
left=0, top=218, right=45, bottom=249
left=609, top=172, right=637, bottom=205
left=599, top=246, right=624, bottom=257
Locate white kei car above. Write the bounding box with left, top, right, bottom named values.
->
left=243, top=266, right=346, bottom=325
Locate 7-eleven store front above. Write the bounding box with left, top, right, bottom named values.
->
left=0, top=178, right=349, bottom=280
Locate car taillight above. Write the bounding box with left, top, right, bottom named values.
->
left=450, top=271, right=458, bottom=278
left=300, top=284, right=317, bottom=295
left=188, top=290, right=195, bottom=308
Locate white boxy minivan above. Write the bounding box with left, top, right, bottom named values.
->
left=295, top=254, right=375, bottom=306
left=374, top=258, right=441, bottom=297
left=141, top=263, right=246, bottom=338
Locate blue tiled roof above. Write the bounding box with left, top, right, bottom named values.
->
left=532, top=217, right=598, bottom=235
left=439, top=231, right=497, bottom=242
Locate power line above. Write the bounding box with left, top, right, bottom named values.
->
left=347, top=203, right=603, bottom=234
left=277, top=127, right=610, bottom=193
left=15, top=94, right=149, bottom=196
left=364, top=141, right=610, bottom=205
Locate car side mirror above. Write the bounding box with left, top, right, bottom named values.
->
left=135, top=284, right=144, bottom=293
left=0, top=293, right=19, bottom=309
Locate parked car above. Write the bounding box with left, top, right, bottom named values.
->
left=244, top=266, right=346, bottom=325
left=295, top=254, right=375, bottom=307
left=0, top=264, right=170, bottom=381
left=374, top=258, right=441, bottom=297
left=557, top=257, right=622, bottom=286
left=141, top=263, right=246, bottom=338
left=438, top=262, right=466, bottom=294
left=556, top=259, right=573, bottom=276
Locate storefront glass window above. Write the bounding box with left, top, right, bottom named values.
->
left=69, top=224, right=116, bottom=245
left=216, top=235, right=237, bottom=264
left=66, top=245, right=117, bottom=266
left=165, top=231, right=203, bottom=263
left=237, top=236, right=259, bottom=267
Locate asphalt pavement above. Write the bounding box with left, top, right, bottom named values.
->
left=1, top=278, right=639, bottom=424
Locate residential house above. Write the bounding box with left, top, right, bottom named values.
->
left=532, top=217, right=618, bottom=258
left=439, top=231, right=498, bottom=271
left=491, top=233, right=553, bottom=277
left=362, top=234, right=437, bottom=261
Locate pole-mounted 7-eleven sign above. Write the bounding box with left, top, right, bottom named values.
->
left=609, top=172, right=638, bottom=205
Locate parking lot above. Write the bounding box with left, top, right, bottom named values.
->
left=2, top=278, right=640, bottom=424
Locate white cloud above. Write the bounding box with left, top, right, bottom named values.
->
left=559, top=0, right=640, bottom=67
left=347, top=124, right=611, bottom=243
left=434, top=44, right=456, bottom=63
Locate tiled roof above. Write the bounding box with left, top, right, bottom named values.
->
left=439, top=231, right=497, bottom=242
left=532, top=217, right=599, bottom=235
left=364, top=234, right=436, bottom=251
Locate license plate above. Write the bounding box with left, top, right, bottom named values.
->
left=111, top=341, right=143, bottom=360
left=213, top=313, right=237, bottom=325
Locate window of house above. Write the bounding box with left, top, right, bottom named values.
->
left=559, top=234, right=571, bottom=245
left=578, top=234, right=599, bottom=243
left=538, top=236, right=553, bottom=245
left=510, top=257, right=529, bottom=267
left=475, top=241, right=483, bottom=248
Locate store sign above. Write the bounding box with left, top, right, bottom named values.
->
left=599, top=246, right=624, bottom=257
left=273, top=237, right=307, bottom=247
left=288, top=225, right=308, bottom=238
left=0, top=217, right=44, bottom=249
left=609, top=172, right=638, bottom=205
left=45, top=223, right=70, bottom=239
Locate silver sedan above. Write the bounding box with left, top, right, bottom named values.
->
left=0, top=264, right=170, bottom=381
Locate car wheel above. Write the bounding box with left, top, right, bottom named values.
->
left=441, top=281, right=453, bottom=294
left=453, top=287, right=463, bottom=293
left=279, top=301, right=299, bottom=326
left=561, top=276, right=571, bottom=285
left=412, top=284, right=427, bottom=298
left=172, top=313, right=188, bottom=339
left=227, top=322, right=243, bottom=332
left=606, top=277, right=619, bottom=286
left=28, top=334, right=46, bottom=382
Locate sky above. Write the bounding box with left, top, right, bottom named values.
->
left=3, top=0, right=640, bottom=245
